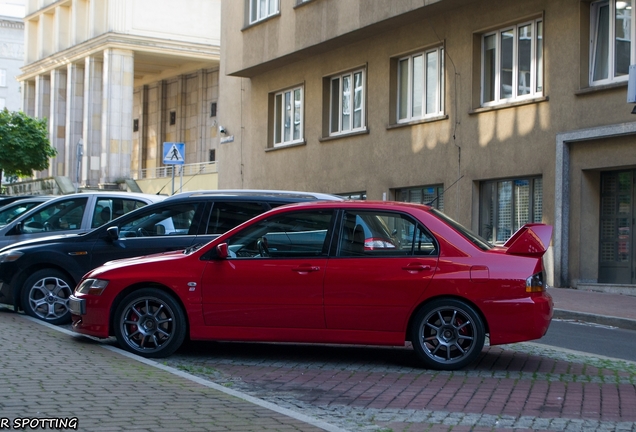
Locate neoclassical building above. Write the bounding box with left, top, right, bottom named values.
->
left=217, top=0, right=636, bottom=292
left=19, top=0, right=221, bottom=192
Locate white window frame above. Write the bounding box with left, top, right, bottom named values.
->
left=273, top=86, right=304, bottom=147
left=329, top=69, right=366, bottom=136
left=0, top=69, right=6, bottom=87
left=590, top=0, right=635, bottom=86
left=397, top=47, right=444, bottom=123
left=481, top=19, right=543, bottom=106
left=249, top=0, right=279, bottom=24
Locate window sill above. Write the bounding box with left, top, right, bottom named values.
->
left=469, top=96, right=549, bottom=115
left=265, top=141, right=307, bottom=152
left=387, top=115, right=448, bottom=130
left=294, top=0, right=317, bottom=9
left=575, top=81, right=627, bottom=96
left=319, top=129, right=370, bottom=143
left=241, top=12, right=281, bottom=31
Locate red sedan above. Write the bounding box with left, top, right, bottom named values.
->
left=69, top=201, right=553, bottom=370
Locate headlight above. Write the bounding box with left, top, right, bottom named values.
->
left=75, top=278, right=109, bottom=295
left=0, top=250, right=23, bottom=263
left=526, top=271, right=545, bottom=293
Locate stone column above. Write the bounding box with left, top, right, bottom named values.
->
left=83, top=55, right=103, bottom=187
left=101, top=48, right=134, bottom=184
left=22, top=80, right=36, bottom=117
left=49, top=68, right=67, bottom=178
left=34, top=74, right=50, bottom=179
left=66, top=62, right=84, bottom=185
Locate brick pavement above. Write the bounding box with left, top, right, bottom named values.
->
left=2, top=294, right=636, bottom=432
left=0, top=308, right=338, bottom=432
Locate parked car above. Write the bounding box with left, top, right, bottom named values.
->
left=69, top=200, right=553, bottom=370
left=0, top=196, right=55, bottom=227
left=0, top=190, right=342, bottom=324
left=0, top=195, right=38, bottom=208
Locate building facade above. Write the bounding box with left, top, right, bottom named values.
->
left=18, top=0, right=221, bottom=192
left=0, top=13, right=24, bottom=111
left=218, top=0, right=636, bottom=292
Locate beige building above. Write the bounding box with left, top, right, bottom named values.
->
left=218, top=0, right=636, bottom=291
left=18, top=0, right=221, bottom=194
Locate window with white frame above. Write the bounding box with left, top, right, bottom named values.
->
left=329, top=69, right=365, bottom=135
left=273, top=86, right=303, bottom=147
left=397, top=47, right=444, bottom=122
left=0, top=69, right=6, bottom=87
left=590, top=0, right=633, bottom=85
left=480, top=177, right=542, bottom=244
left=249, top=0, right=279, bottom=24
left=482, top=19, right=543, bottom=105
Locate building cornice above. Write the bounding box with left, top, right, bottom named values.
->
left=18, top=32, right=220, bottom=81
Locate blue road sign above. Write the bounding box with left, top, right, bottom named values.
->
left=163, top=142, right=185, bottom=165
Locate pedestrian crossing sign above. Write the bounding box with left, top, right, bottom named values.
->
left=163, top=142, right=185, bottom=165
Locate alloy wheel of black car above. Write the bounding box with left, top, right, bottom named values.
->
left=114, top=288, right=186, bottom=358
left=411, top=298, right=485, bottom=370
left=21, top=269, right=73, bottom=325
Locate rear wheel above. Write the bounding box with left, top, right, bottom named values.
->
left=411, top=298, right=485, bottom=370
left=114, top=288, right=186, bottom=358
left=21, top=269, right=73, bottom=325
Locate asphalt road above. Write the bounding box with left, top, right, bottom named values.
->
left=534, top=318, right=636, bottom=363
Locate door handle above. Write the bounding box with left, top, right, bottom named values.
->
left=292, top=265, right=321, bottom=273
left=402, top=264, right=431, bottom=272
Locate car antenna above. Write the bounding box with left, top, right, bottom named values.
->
left=426, top=175, right=464, bottom=206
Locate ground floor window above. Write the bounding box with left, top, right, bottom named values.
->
left=339, top=191, right=367, bottom=200
left=480, top=177, right=542, bottom=243
left=395, top=185, right=444, bottom=211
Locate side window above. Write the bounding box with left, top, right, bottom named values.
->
left=338, top=210, right=437, bottom=257
left=227, top=210, right=333, bottom=258
left=20, top=198, right=89, bottom=233
left=92, top=198, right=150, bottom=228
left=205, top=201, right=268, bottom=234
left=118, top=203, right=201, bottom=238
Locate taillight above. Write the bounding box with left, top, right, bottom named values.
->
left=525, top=271, right=545, bottom=293
left=364, top=238, right=396, bottom=250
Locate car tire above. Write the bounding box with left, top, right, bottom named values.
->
left=114, top=288, right=186, bottom=358
left=21, top=269, right=73, bottom=325
left=411, top=298, right=485, bottom=370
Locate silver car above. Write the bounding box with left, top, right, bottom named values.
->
left=0, top=191, right=166, bottom=250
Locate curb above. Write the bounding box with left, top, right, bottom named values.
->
left=553, top=308, right=636, bottom=331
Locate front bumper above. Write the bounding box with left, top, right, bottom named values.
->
left=69, top=294, right=111, bottom=338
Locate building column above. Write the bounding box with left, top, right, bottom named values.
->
left=50, top=68, right=67, bottom=178
left=66, top=62, right=84, bottom=185
left=22, top=80, right=36, bottom=116
left=101, top=48, right=134, bottom=183
left=83, top=55, right=102, bottom=187
left=34, top=74, right=50, bottom=179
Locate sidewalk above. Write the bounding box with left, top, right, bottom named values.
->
left=0, top=307, right=341, bottom=432
left=549, top=286, right=636, bottom=330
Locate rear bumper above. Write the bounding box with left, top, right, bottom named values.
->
left=484, top=291, right=553, bottom=345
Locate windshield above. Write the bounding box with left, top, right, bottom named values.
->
left=0, top=202, right=42, bottom=227
left=430, top=208, right=493, bottom=251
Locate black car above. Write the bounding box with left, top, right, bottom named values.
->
left=0, top=190, right=342, bottom=324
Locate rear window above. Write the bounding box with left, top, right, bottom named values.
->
left=430, top=208, right=492, bottom=251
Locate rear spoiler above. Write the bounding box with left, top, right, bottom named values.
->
left=503, top=223, right=552, bottom=257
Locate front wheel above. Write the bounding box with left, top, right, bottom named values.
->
left=411, top=298, right=485, bottom=370
left=21, top=269, right=73, bottom=325
left=114, top=288, right=186, bottom=358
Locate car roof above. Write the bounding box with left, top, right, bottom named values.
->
left=164, top=189, right=344, bottom=201
left=268, top=200, right=433, bottom=211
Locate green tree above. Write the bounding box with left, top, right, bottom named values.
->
left=0, top=109, right=57, bottom=190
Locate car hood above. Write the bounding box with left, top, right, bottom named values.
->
left=93, top=249, right=187, bottom=274
left=0, top=233, right=84, bottom=252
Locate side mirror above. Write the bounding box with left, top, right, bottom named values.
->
left=14, top=222, right=23, bottom=234
left=216, top=243, right=229, bottom=259
left=106, top=226, right=119, bottom=241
